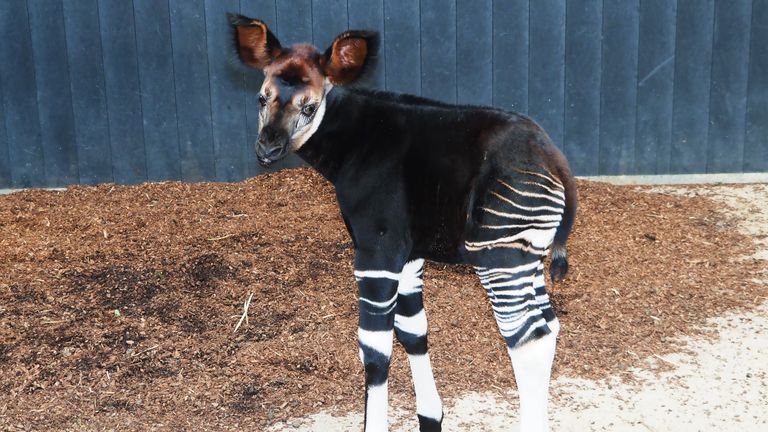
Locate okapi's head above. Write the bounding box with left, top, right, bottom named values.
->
left=229, top=14, right=378, bottom=167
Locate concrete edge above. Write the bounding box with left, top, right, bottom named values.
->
left=0, top=187, right=66, bottom=196
left=1, top=173, right=767, bottom=195
left=578, top=172, right=768, bottom=185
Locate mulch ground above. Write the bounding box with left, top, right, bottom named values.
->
left=0, top=167, right=765, bottom=431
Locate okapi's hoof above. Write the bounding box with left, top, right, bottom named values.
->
left=417, top=413, right=443, bottom=431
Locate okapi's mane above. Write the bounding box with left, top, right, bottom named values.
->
left=349, top=87, right=535, bottom=124
left=346, top=87, right=523, bottom=120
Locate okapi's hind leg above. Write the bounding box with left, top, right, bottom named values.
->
left=393, top=259, right=443, bottom=431
left=464, top=164, right=569, bottom=431
left=474, top=260, right=559, bottom=432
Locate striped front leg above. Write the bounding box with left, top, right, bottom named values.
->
left=394, top=259, right=443, bottom=431
left=354, top=260, right=401, bottom=432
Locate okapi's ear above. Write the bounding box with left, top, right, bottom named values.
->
left=228, top=13, right=282, bottom=69
left=321, top=31, right=379, bottom=85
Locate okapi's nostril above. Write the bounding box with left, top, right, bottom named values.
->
left=264, top=146, right=283, bottom=159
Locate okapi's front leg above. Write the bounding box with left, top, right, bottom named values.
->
left=354, top=250, right=406, bottom=432
left=394, top=259, right=443, bottom=431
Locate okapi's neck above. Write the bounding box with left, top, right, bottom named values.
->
left=295, top=86, right=361, bottom=184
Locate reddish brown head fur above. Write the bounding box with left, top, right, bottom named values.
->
left=228, top=13, right=378, bottom=85
left=228, top=13, right=378, bottom=166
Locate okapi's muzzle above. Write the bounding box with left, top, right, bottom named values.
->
left=256, top=125, right=289, bottom=167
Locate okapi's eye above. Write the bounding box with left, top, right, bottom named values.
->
left=258, top=94, right=267, bottom=107
left=301, top=104, right=316, bottom=117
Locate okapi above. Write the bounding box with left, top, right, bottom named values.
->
left=229, top=14, right=577, bottom=432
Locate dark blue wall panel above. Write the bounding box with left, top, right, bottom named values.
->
left=599, top=0, right=640, bottom=175
left=670, top=0, right=715, bottom=174
left=420, top=0, right=456, bottom=103
left=169, top=0, right=215, bottom=182
left=564, top=0, right=602, bottom=176
left=707, top=0, right=752, bottom=173
left=528, top=0, right=565, bottom=148
left=276, top=0, right=313, bottom=46
left=206, top=0, right=250, bottom=181
left=457, top=0, right=492, bottom=105
left=0, top=84, right=9, bottom=189
left=313, top=0, right=348, bottom=50
left=133, top=0, right=181, bottom=181
left=384, top=0, right=420, bottom=95
left=1, top=0, right=45, bottom=187
left=62, top=0, right=112, bottom=185
left=635, top=0, right=677, bottom=174
left=492, top=0, right=528, bottom=113
left=99, top=0, right=146, bottom=184
left=348, top=0, right=385, bottom=89
left=745, top=0, right=768, bottom=173
left=1, top=0, right=767, bottom=187
left=28, top=0, right=79, bottom=186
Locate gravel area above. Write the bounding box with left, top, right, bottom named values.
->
left=0, top=170, right=765, bottom=431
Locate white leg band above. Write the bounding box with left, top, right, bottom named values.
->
left=407, top=353, right=443, bottom=421
left=508, top=319, right=559, bottom=432
left=365, top=382, right=389, bottom=432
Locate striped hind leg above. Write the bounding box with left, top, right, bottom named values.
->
left=393, top=259, right=443, bottom=431
left=475, top=259, right=559, bottom=432
left=464, top=167, right=566, bottom=431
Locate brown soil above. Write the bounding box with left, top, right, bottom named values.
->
left=0, top=168, right=764, bottom=431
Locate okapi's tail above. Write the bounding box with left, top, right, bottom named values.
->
left=550, top=168, right=577, bottom=282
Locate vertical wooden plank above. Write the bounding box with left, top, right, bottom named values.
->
left=670, top=0, right=714, bottom=174
left=62, top=0, right=113, bottom=185
left=745, top=0, right=768, bottom=172
left=348, top=0, right=385, bottom=89
left=0, top=85, right=10, bottom=188
left=420, top=0, right=456, bottom=103
left=99, top=0, right=147, bottom=184
left=384, top=0, right=420, bottom=94
left=205, top=0, right=249, bottom=181
left=707, top=0, right=752, bottom=173
left=133, top=0, right=181, bottom=181
left=276, top=0, right=313, bottom=45
left=563, top=0, right=602, bottom=176
left=635, top=0, right=676, bottom=175
left=599, top=0, right=639, bottom=175
left=28, top=0, right=78, bottom=186
left=457, top=0, right=492, bottom=105
left=0, top=1, right=45, bottom=187
left=169, top=0, right=215, bottom=182
left=313, top=0, right=348, bottom=50
left=492, top=0, right=528, bottom=112
left=528, top=0, right=565, bottom=147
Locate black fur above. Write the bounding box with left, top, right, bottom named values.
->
left=550, top=254, right=569, bottom=282
left=297, top=87, right=576, bottom=266
left=417, top=414, right=443, bottom=432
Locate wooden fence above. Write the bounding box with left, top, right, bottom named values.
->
left=0, top=0, right=766, bottom=187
